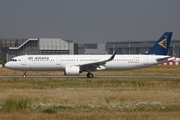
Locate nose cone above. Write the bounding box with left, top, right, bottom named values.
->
left=5, top=62, right=11, bottom=69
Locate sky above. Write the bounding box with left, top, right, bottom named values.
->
left=0, top=0, right=180, bottom=43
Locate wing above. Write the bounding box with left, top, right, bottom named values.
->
left=79, top=50, right=117, bottom=72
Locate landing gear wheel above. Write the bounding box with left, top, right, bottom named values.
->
left=87, top=73, right=93, bottom=78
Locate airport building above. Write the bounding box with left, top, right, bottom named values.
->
left=105, top=40, right=176, bottom=55
left=79, top=39, right=180, bottom=56
left=0, top=38, right=78, bottom=62
left=1, top=38, right=180, bottom=62
left=78, top=43, right=105, bottom=54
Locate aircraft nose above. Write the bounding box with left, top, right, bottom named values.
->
left=5, top=62, right=11, bottom=68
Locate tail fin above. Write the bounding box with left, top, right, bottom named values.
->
left=146, top=32, right=173, bottom=55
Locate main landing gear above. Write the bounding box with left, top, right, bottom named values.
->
left=86, top=72, right=93, bottom=78
left=23, top=71, right=27, bottom=78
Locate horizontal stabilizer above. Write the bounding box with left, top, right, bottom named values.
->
left=156, top=56, right=175, bottom=62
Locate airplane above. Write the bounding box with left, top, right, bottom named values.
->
left=5, top=32, right=175, bottom=78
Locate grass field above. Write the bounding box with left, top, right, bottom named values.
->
left=1, top=65, right=180, bottom=76
left=0, top=66, right=180, bottom=120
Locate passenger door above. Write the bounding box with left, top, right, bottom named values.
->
left=22, top=56, right=26, bottom=65
left=56, top=56, right=61, bottom=65
left=144, top=56, right=148, bottom=65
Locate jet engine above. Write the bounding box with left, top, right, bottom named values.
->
left=64, top=66, right=80, bottom=76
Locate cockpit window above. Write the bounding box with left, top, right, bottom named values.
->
left=12, top=59, right=17, bottom=62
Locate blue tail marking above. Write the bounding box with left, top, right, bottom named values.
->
left=146, top=32, right=173, bottom=55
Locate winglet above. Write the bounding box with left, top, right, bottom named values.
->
left=106, top=50, right=117, bottom=62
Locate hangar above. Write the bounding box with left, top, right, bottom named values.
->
left=0, top=38, right=78, bottom=62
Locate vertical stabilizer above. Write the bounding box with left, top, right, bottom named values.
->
left=146, top=32, right=172, bottom=55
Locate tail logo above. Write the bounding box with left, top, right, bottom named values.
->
left=158, top=37, right=167, bottom=49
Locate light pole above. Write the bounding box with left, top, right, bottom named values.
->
left=128, top=40, right=131, bottom=54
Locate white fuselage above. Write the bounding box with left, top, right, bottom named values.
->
left=5, top=54, right=174, bottom=71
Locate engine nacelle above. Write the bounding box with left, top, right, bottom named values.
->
left=64, top=66, right=80, bottom=76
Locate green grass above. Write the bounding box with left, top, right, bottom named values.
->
left=1, top=65, right=180, bottom=76
left=0, top=67, right=180, bottom=119
left=0, top=77, right=179, bottom=90
left=1, top=98, right=30, bottom=112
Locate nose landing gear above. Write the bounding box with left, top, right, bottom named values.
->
left=23, top=71, right=27, bottom=78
